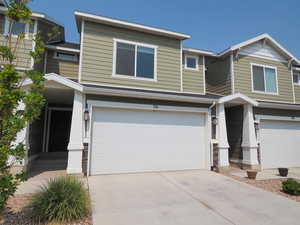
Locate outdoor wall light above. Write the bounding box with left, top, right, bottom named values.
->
left=212, top=116, right=218, bottom=125
left=84, top=109, right=90, bottom=121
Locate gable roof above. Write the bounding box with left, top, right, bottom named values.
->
left=218, top=33, right=300, bottom=64
left=74, top=11, right=191, bottom=40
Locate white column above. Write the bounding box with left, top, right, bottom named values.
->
left=216, top=103, right=230, bottom=168
left=11, top=101, right=29, bottom=167
left=67, top=91, right=84, bottom=174
left=241, top=104, right=259, bottom=167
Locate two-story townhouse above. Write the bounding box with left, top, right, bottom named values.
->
left=19, top=10, right=300, bottom=176
left=206, top=34, right=300, bottom=170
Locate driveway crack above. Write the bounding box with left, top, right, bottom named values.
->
left=159, top=173, right=237, bottom=225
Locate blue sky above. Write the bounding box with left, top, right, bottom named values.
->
left=30, top=0, right=300, bottom=58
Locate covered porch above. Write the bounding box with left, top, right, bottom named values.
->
left=212, top=93, right=260, bottom=171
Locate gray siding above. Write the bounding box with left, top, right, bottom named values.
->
left=206, top=56, right=231, bottom=96
left=182, top=54, right=205, bottom=94
left=46, top=50, right=79, bottom=79
left=81, top=21, right=182, bottom=91
left=234, top=55, right=294, bottom=103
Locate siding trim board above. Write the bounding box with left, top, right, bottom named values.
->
left=78, top=19, right=85, bottom=82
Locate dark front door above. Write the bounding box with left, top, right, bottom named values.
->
left=48, top=110, right=72, bottom=152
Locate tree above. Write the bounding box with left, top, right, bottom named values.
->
left=0, top=0, right=45, bottom=212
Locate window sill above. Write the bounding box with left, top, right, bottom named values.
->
left=184, top=67, right=199, bottom=71
left=112, top=74, right=157, bottom=82
left=252, top=90, right=279, bottom=96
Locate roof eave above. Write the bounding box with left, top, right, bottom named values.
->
left=74, top=11, right=191, bottom=40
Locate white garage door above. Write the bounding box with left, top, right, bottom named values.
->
left=90, top=107, right=207, bottom=175
left=260, top=120, right=300, bottom=169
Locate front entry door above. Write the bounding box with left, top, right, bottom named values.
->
left=48, top=110, right=72, bottom=152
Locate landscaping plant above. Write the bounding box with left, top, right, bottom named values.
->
left=0, top=0, right=46, bottom=213
left=282, top=178, right=300, bottom=196
left=31, top=176, right=90, bottom=222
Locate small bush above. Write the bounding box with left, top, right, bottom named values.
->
left=282, top=178, right=300, bottom=196
left=31, top=176, right=90, bottom=222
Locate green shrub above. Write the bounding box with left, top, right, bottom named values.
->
left=31, top=176, right=90, bottom=222
left=282, top=178, right=300, bottom=196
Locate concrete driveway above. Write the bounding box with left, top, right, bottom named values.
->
left=88, top=170, right=300, bottom=225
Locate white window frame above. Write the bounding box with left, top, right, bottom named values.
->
left=293, top=71, right=300, bottom=85
left=54, top=51, right=78, bottom=62
left=184, top=54, right=199, bottom=71
left=251, top=63, right=279, bottom=95
left=112, top=38, right=157, bottom=82
left=4, top=17, right=30, bottom=39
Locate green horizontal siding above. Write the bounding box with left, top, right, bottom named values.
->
left=294, top=85, right=300, bottom=103
left=46, top=50, right=79, bottom=79
left=81, top=21, right=181, bottom=91
left=234, top=55, right=294, bottom=103
left=206, top=56, right=231, bottom=96
left=182, top=55, right=205, bottom=93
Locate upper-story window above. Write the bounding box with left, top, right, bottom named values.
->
left=113, top=39, right=157, bottom=80
left=11, top=22, right=26, bottom=36
left=185, top=55, right=198, bottom=70
left=251, top=63, right=278, bottom=94
left=293, top=72, right=300, bottom=85
left=54, top=52, right=78, bottom=62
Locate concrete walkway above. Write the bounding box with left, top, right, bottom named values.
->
left=88, top=170, right=300, bottom=225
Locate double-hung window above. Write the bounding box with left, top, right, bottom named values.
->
left=114, top=39, right=156, bottom=80
left=11, top=22, right=27, bottom=36
left=185, top=55, right=198, bottom=70
left=252, top=64, right=278, bottom=94
left=293, top=72, right=300, bottom=85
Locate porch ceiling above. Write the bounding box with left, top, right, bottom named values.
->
left=43, top=88, right=74, bottom=105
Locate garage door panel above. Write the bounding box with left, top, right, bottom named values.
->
left=90, top=108, right=206, bottom=175
left=260, top=120, right=300, bottom=169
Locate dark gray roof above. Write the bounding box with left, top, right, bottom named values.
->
left=82, top=83, right=222, bottom=100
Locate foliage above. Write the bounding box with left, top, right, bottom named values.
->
left=0, top=0, right=45, bottom=212
left=282, top=178, right=300, bottom=196
left=31, top=176, right=90, bottom=222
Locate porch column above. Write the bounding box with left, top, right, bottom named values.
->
left=67, top=91, right=84, bottom=174
left=11, top=101, right=29, bottom=169
left=241, top=104, right=259, bottom=169
left=216, top=103, right=230, bottom=170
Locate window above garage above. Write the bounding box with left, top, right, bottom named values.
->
left=293, top=72, right=300, bottom=85
left=113, top=39, right=157, bottom=81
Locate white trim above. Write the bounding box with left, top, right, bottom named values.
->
left=239, top=52, right=288, bottom=63
left=4, top=18, right=31, bottom=40
left=87, top=100, right=209, bottom=114
left=218, top=33, right=300, bottom=64
left=206, top=108, right=212, bottom=169
left=23, top=73, right=83, bottom=92
left=292, top=71, right=300, bottom=85
left=292, top=67, right=300, bottom=71
left=218, top=93, right=259, bottom=106
left=30, top=20, right=38, bottom=69
left=184, top=54, right=199, bottom=71
left=31, top=12, right=64, bottom=27
left=112, top=38, right=157, bottom=82
left=183, top=48, right=217, bottom=57
left=203, top=56, right=206, bottom=95
left=53, top=51, right=79, bottom=62
left=74, top=11, right=190, bottom=40
left=256, top=115, right=300, bottom=122
left=180, top=41, right=183, bottom=92
left=79, top=20, right=85, bottom=82
left=46, top=45, right=80, bottom=53
left=251, top=63, right=279, bottom=95
left=230, top=53, right=235, bottom=94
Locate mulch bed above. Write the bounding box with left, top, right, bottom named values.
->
left=1, top=194, right=92, bottom=225
left=223, top=173, right=300, bottom=203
